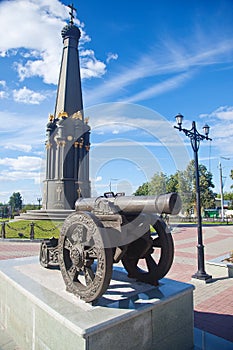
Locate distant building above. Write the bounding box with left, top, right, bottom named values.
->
left=204, top=209, right=219, bottom=218
left=214, top=198, right=229, bottom=210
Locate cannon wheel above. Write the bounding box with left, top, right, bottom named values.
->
left=122, top=217, right=174, bottom=285
left=59, top=212, right=113, bottom=302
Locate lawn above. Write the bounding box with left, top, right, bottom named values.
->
left=1, top=217, right=232, bottom=240
left=0, top=220, right=63, bottom=239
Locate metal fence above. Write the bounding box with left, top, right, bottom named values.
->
left=0, top=221, right=62, bottom=240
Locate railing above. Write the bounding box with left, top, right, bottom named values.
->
left=0, top=221, right=63, bottom=240
left=168, top=216, right=233, bottom=224
left=1, top=216, right=232, bottom=240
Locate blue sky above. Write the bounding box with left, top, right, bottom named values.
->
left=0, top=0, right=233, bottom=204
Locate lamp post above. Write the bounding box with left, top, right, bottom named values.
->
left=37, top=197, right=42, bottom=209
left=109, top=178, right=119, bottom=192
left=219, top=157, right=230, bottom=222
left=174, top=113, right=212, bottom=281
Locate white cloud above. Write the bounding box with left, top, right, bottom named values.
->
left=13, top=86, right=46, bottom=104
left=0, top=80, right=8, bottom=99
left=0, top=109, right=46, bottom=157
left=0, top=170, right=41, bottom=184
left=0, top=156, right=42, bottom=171
left=0, top=156, right=43, bottom=184
left=4, top=144, right=32, bottom=153
left=0, top=0, right=108, bottom=84
left=84, top=36, right=233, bottom=105
left=94, top=176, right=102, bottom=182
left=199, top=106, right=233, bottom=154
left=106, top=53, right=118, bottom=63
left=0, top=91, right=8, bottom=99
left=125, top=71, right=194, bottom=103
left=199, top=106, right=233, bottom=123
left=212, top=106, right=233, bottom=121
left=80, top=50, right=106, bottom=79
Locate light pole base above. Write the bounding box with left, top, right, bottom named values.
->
left=192, top=272, right=212, bottom=282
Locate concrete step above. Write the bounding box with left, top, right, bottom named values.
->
left=0, top=327, right=21, bottom=350
left=15, top=209, right=74, bottom=221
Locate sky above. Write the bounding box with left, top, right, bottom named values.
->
left=0, top=0, right=233, bottom=204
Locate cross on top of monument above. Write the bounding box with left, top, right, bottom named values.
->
left=68, top=3, right=77, bottom=24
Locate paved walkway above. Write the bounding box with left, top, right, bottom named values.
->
left=0, top=225, right=233, bottom=345
left=167, top=224, right=233, bottom=343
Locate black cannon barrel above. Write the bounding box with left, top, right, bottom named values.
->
left=75, top=192, right=181, bottom=215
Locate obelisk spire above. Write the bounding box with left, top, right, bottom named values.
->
left=54, top=3, right=83, bottom=119
left=43, top=3, right=91, bottom=211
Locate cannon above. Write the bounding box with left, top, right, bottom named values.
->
left=40, top=192, right=181, bottom=302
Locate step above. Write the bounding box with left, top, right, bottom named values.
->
left=0, top=327, right=21, bottom=350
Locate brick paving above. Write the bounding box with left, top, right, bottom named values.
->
left=0, top=225, right=233, bottom=343
left=167, top=224, right=233, bottom=343
left=0, top=241, right=40, bottom=260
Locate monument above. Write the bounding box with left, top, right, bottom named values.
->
left=43, top=3, right=91, bottom=210
left=17, top=4, right=90, bottom=220
left=1, top=5, right=194, bottom=349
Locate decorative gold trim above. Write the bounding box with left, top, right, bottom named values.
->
left=77, top=188, right=82, bottom=198
left=72, top=111, right=82, bottom=120
left=79, top=138, right=84, bottom=148
left=58, top=111, right=68, bottom=119
left=56, top=140, right=66, bottom=147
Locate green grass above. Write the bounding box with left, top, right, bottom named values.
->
left=1, top=220, right=63, bottom=239
left=1, top=217, right=232, bottom=240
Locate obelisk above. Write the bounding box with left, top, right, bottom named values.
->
left=43, top=4, right=91, bottom=210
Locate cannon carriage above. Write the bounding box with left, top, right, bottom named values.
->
left=40, top=192, right=181, bottom=302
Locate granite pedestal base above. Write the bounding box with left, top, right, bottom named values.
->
left=0, top=257, right=194, bottom=350
left=206, top=254, right=233, bottom=278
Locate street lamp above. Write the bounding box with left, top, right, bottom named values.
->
left=109, top=178, right=119, bottom=192
left=37, top=197, right=42, bottom=209
left=174, top=114, right=212, bottom=281
left=219, top=157, right=230, bottom=222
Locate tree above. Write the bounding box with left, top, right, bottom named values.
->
left=134, top=160, right=215, bottom=215
left=219, top=192, right=233, bottom=209
left=231, top=170, right=233, bottom=189
left=9, top=192, right=23, bottom=212
left=148, top=172, right=167, bottom=195
left=166, top=173, right=179, bottom=193
left=172, top=170, right=193, bottom=215
left=134, top=182, right=149, bottom=196
left=180, top=160, right=215, bottom=215
left=0, top=204, right=10, bottom=218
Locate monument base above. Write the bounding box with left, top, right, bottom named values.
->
left=206, top=254, right=233, bottom=278
left=15, top=209, right=74, bottom=221
left=0, top=257, right=194, bottom=350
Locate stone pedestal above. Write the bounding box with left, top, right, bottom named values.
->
left=0, top=257, right=194, bottom=350
left=206, top=254, right=233, bottom=278
left=15, top=208, right=74, bottom=221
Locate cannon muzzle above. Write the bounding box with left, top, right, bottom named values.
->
left=75, top=192, right=181, bottom=215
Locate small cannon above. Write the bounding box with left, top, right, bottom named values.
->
left=40, top=192, right=181, bottom=302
